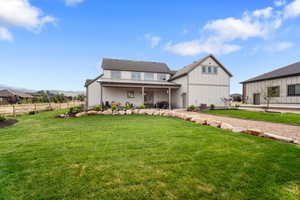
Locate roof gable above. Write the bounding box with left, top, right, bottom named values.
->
left=102, top=58, right=171, bottom=73
left=170, top=54, right=233, bottom=80
left=241, top=61, right=300, bottom=83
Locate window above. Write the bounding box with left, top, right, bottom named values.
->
left=131, top=72, right=141, bottom=80
left=268, top=86, right=280, bottom=97
left=288, top=84, right=300, bottom=96
left=158, top=73, right=167, bottom=81
left=144, top=72, right=154, bottom=80
left=213, top=67, right=218, bottom=74
left=208, top=67, right=212, bottom=73
left=202, top=66, right=206, bottom=73
left=111, top=71, right=121, bottom=80
left=127, top=91, right=135, bottom=98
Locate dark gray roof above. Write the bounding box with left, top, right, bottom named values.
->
left=102, top=58, right=171, bottom=73
left=85, top=74, right=103, bottom=87
left=0, top=90, right=33, bottom=98
left=170, top=54, right=233, bottom=80
left=241, top=61, right=300, bottom=83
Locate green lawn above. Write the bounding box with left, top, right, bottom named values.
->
left=201, top=109, right=300, bottom=125
left=0, top=111, right=300, bottom=200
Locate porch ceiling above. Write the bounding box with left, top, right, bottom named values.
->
left=98, top=80, right=180, bottom=89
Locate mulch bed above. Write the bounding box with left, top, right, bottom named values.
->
left=0, top=120, right=19, bottom=128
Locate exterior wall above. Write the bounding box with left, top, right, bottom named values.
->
left=188, top=57, right=231, bottom=106
left=87, top=81, right=101, bottom=108
left=244, top=75, right=300, bottom=104
left=102, top=70, right=171, bottom=82
left=171, top=76, right=188, bottom=108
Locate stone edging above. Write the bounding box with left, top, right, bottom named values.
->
left=75, top=109, right=300, bottom=145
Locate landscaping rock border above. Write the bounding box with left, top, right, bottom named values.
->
left=72, top=109, right=300, bottom=145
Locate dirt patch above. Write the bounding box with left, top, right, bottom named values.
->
left=0, top=119, right=18, bottom=128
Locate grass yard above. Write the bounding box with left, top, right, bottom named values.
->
left=201, top=109, right=300, bottom=125
left=0, top=111, right=300, bottom=200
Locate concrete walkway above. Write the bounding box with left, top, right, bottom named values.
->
left=177, top=110, right=300, bottom=142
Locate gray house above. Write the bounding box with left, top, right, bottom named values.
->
left=85, top=55, right=232, bottom=109
left=241, top=61, right=300, bottom=105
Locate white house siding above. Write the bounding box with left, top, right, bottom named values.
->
left=244, top=75, right=300, bottom=104
left=172, top=76, right=188, bottom=108
left=188, top=57, right=230, bottom=106
left=102, top=70, right=171, bottom=81
left=87, top=81, right=101, bottom=108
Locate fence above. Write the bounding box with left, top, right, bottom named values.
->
left=0, top=101, right=84, bottom=117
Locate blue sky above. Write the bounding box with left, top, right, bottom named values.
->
left=1, top=0, right=300, bottom=93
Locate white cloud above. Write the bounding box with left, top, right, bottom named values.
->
left=0, top=27, right=13, bottom=41
left=0, top=0, right=55, bottom=30
left=65, top=0, right=84, bottom=6
left=253, top=7, right=273, bottom=18
left=0, top=0, right=55, bottom=41
left=165, top=39, right=241, bottom=56
left=274, top=0, right=286, bottom=7
left=145, top=34, right=161, bottom=48
left=267, top=41, right=294, bottom=51
left=284, top=0, right=300, bottom=18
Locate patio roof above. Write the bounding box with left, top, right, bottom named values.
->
left=98, top=79, right=180, bottom=88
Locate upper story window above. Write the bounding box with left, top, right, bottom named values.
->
left=111, top=71, right=121, bottom=80
left=268, top=86, right=280, bottom=97
left=158, top=73, right=167, bottom=81
left=144, top=72, right=154, bottom=80
left=288, top=84, right=300, bottom=96
left=131, top=72, right=141, bottom=80
left=202, top=66, right=218, bottom=74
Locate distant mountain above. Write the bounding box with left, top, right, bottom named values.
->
left=0, top=84, right=84, bottom=97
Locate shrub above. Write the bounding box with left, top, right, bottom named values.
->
left=0, top=115, right=6, bottom=122
left=210, top=104, right=215, bottom=110
left=124, top=105, right=132, bottom=110
left=187, top=105, right=196, bottom=111
left=139, top=105, right=145, bottom=109
left=94, top=105, right=102, bottom=111
left=29, top=111, right=36, bottom=115
left=68, top=106, right=83, bottom=114
left=111, top=105, right=117, bottom=111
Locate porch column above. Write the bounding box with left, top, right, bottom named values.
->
left=168, top=87, right=171, bottom=110
left=142, top=86, right=145, bottom=106
left=100, top=83, right=103, bottom=106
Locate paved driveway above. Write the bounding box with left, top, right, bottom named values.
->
left=178, top=110, right=300, bottom=142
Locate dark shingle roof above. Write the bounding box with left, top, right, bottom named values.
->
left=85, top=74, right=103, bottom=87
left=170, top=55, right=232, bottom=80
left=0, top=90, right=33, bottom=98
left=102, top=58, right=171, bottom=73
left=241, top=61, right=300, bottom=83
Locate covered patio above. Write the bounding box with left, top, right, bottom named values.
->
left=98, top=80, right=180, bottom=109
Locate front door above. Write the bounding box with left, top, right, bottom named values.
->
left=144, top=91, right=154, bottom=107
left=253, top=93, right=260, bottom=105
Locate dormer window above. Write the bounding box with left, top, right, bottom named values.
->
left=111, top=71, right=121, bottom=80
left=158, top=73, right=167, bottom=81
left=144, top=72, right=154, bottom=80
left=202, top=66, right=218, bottom=74
left=131, top=72, right=141, bottom=80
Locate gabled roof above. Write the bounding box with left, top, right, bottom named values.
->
left=102, top=58, right=171, bottom=73
left=241, top=61, right=300, bottom=84
left=0, top=90, right=33, bottom=98
left=85, top=74, right=103, bottom=87
left=169, top=54, right=233, bottom=80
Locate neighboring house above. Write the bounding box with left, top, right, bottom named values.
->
left=241, top=61, right=300, bottom=105
left=0, top=90, right=33, bottom=105
left=230, top=93, right=242, bottom=102
left=85, top=55, right=232, bottom=109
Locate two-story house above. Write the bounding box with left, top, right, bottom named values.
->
left=85, top=55, right=232, bottom=109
